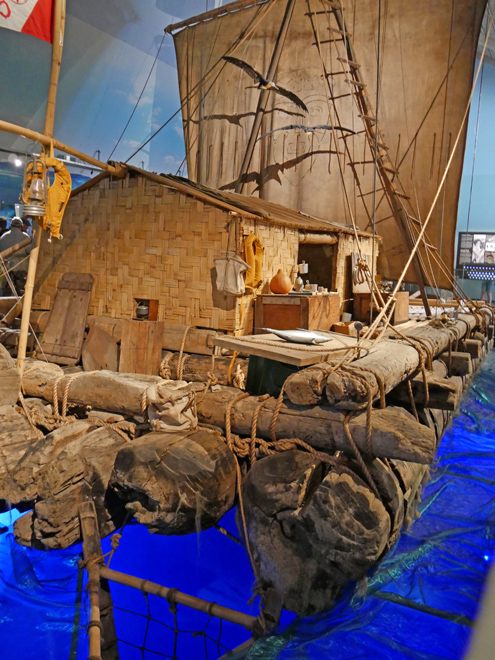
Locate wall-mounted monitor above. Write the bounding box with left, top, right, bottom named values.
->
left=457, top=232, right=495, bottom=280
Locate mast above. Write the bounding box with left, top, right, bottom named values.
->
left=16, top=0, right=65, bottom=375
left=234, top=0, right=297, bottom=193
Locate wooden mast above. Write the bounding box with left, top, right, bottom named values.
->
left=16, top=0, right=65, bottom=375
left=234, top=0, right=297, bottom=194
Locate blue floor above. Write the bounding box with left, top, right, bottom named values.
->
left=2, top=351, right=495, bottom=659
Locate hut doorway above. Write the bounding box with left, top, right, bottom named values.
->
left=297, top=244, right=335, bottom=291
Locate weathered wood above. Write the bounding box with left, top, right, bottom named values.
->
left=87, top=316, right=224, bottom=356
left=161, top=351, right=248, bottom=385
left=109, top=429, right=236, bottom=534
left=39, top=273, right=94, bottom=366
left=239, top=449, right=429, bottom=616
left=0, top=420, right=93, bottom=507
left=21, top=367, right=436, bottom=463
left=82, top=326, right=119, bottom=372
left=285, top=315, right=478, bottom=409
left=438, top=351, right=473, bottom=377
left=22, top=361, right=162, bottom=415
left=196, top=386, right=435, bottom=464
left=391, top=373, right=461, bottom=411
left=14, top=425, right=128, bottom=549
left=240, top=450, right=390, bottom=616
left=0, top=344, right=21, bottom=405
left=0, top=405, right=40, bottom=486
left=458, top=338, right=482, bottom=359
left=119, top=320, right=165, bottom=375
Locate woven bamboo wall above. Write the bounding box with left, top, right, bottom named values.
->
left=34, top=173, right=299, bottom=334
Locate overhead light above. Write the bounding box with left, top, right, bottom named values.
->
left=14, top=158, right=22, bottom=167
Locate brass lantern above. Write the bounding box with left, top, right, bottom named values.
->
left=20, top=154, right=48, bottom=217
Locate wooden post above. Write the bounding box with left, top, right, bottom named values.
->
left=79, top=501, right=103, bottom=660
left=44, top=0, right=65, bottom=137
left=234, top=0, right=297, bottom=193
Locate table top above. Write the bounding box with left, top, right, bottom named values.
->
left=213, top=331, right=359, bottom=367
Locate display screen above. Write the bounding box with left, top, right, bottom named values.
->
left=457, top=232, right=495, bottom=266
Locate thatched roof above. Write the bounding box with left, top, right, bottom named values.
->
left=72, top=164, right=374, bottom=238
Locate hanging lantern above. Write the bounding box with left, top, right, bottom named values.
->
left=20, top=154, right=48, bottom=217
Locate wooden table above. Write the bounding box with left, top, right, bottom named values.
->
left=213, top=332, right=359, bottom=396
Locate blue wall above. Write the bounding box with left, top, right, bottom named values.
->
left=456, top=60, right=495, bottom=298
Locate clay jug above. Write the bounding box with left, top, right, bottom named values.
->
left=270, top=269, right=292, bottom=294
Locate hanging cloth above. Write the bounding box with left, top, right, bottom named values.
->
left=244, top=233, right=264, bottom=289
left=214, top=216, right=250, bottom=295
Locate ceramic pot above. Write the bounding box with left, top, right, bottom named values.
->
left=269, top=269, right=292, bottom=294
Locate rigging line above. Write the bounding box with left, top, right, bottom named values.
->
left=371, top=0, right=383, bottom=325
left=394, top=27, right=473, bottom=174
left=363, top=10, right=494, bottom=341
left=436, top=0, right=457, bottom=286
left=466, top=50, right=485, bottom=232
left=107, top=33, right=166, bottom=162
left=124, top=0, right=277, bottom=164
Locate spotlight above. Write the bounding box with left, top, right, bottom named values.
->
left=14, top=158, right=22, bottom=167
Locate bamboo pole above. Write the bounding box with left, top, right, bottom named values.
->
left=79, top=502, right=103, bottom=660
left=0, top=119, right=117, bottom=173
left=99, top=566, right=258, bottom=630
left=16, top=228, right=41, bottom=372
left=0, top=236, right=32, bottom=262
left=44, top=0, right=65, bottom=136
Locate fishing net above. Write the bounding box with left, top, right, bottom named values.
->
left=247, top=349, right=495, bottom=659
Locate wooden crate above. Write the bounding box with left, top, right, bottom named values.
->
left=254, top=293, right=341, bottom=333
left=353, top=291, right=409, bottom=325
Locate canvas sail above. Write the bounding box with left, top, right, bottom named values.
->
left=172, top=0, right=486, bottom=288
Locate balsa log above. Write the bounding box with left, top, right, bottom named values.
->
left=285, top=315, right=478, bottom=409
left=196, top=386, right=435, bottom=464
left=161, top=351, right=248, bottom=385
left=458, top=339, right=482, bottom=359
left=0, top=344, right=21, bottom=405
left=390, top=372, right=462, bottom=411
left=0, top=405, right=41, bottom=487
left=22, top=361, right=162, bottom=415
left=109, top=429, right=236, bottom=535
left=14, top=425, right=128, bottom=549
left=21, top=366, right=436, bottom=463
left=438, top=351, right=473, bottom=377
left=239, top=450, right=427, bottom=616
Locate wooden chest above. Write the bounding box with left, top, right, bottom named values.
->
left=353, top=291, right=410, bottom=325
left=254, top=293, right=341, bottom=334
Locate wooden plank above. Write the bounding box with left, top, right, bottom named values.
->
left=82, top=326, right=119, bottom=372
left=213, top=332, right=358, bottom=367
left=39, top=273, right=94, bottom=366
left=119, top=320, right=165, bottom=375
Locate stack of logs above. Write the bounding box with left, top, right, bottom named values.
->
left=0, top=309, right=491, bottom=616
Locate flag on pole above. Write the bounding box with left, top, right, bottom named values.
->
left=0, top=0, right=53, bottom=43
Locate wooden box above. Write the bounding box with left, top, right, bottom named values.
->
left=353, top=291, right=410, bottom=325
left=254, top=293, right=341, bottom=334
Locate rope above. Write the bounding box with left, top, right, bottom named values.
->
left=159, top=352, right=173, bottom=379
left=343, top=412, right=381, bottom=501
left=407, top=380, right=419, bottom=422
left=17, top=392, right=44, bottom=439
left=177, top=326, right=192, bottom=380
left=87, top=416, right=136, bottom=442
left=227, top=351, right=238, bottom=385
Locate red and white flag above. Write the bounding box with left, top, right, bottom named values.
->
left=0, top=0, right=53, bottom=43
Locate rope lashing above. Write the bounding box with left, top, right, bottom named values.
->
left=343, top=412, right=381, bottom=501
left=177, top=325, right=192, bottom=380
